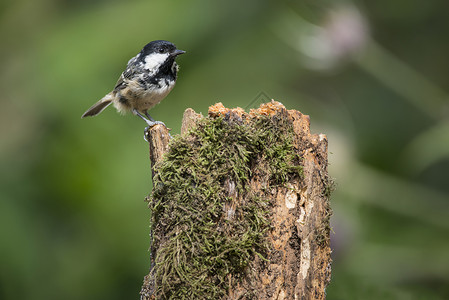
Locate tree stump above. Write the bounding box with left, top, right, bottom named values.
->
left=140, top=101, right=332, bottom=299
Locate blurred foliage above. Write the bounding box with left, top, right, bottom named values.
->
left=1, top=0, right=448, bottom=299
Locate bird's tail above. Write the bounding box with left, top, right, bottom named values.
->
left=81, top=94, right=114, bottom=118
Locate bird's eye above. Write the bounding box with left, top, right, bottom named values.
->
left=158, top=48, right=165, bottom=53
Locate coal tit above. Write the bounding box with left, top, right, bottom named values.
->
left=81, top=40, right=185, bottom=128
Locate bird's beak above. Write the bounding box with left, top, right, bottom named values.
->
left=172, top=49, right=186, bottom=56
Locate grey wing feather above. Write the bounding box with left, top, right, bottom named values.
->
left=123, top=56, right=140, bottom=79
left=113, top=74, right=126, bottom=91
left=113, top=55, right=141, bottom=91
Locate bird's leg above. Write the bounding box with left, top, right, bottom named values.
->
left=144, top=111, right=155, bottom=122
left=132, top=109, right=166, bottom=127
left=144, top=111, right=173, bottom=139
left=132, top=109, right=170, bottom=141
left=145, top=111, right=167, bottom=127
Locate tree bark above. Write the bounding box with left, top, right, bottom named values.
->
left=140, top=101, right=332, bottom=299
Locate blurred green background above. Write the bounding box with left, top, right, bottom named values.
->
left=1, top=0, right=449, bottom=299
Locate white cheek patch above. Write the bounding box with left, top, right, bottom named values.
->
left=144, top=53, right=169, bottom=71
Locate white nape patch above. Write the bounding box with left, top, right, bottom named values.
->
left=143, top=53, right=169, bottom=72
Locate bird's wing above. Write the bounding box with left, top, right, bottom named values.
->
left=113, top=73, right=127, bottom=91
left=113, top=55, right=141, bottom=91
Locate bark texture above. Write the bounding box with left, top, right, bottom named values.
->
left=140, top=101, right=332, bottom=299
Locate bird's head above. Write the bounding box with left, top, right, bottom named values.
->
left=140, top=40, right=185, bottom=72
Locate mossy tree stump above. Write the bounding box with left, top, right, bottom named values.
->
left=140, top=101, right=332, bottom=299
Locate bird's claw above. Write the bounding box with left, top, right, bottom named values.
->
left=143, top=123, right=172, bottom=142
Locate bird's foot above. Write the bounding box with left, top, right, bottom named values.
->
left=144, top=120, right=166, bottom=129
left=143, top=122, right=172, bottom=142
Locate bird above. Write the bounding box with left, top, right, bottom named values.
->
left=81, top=40, right=185, bottom=128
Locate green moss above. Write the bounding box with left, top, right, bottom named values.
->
left=147, top=112, right=302, bottom=299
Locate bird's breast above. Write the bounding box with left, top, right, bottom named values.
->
left=119, top=77, right=175, bottom=113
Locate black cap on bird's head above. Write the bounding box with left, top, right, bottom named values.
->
left=141, top=40, right=186, bottom=57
